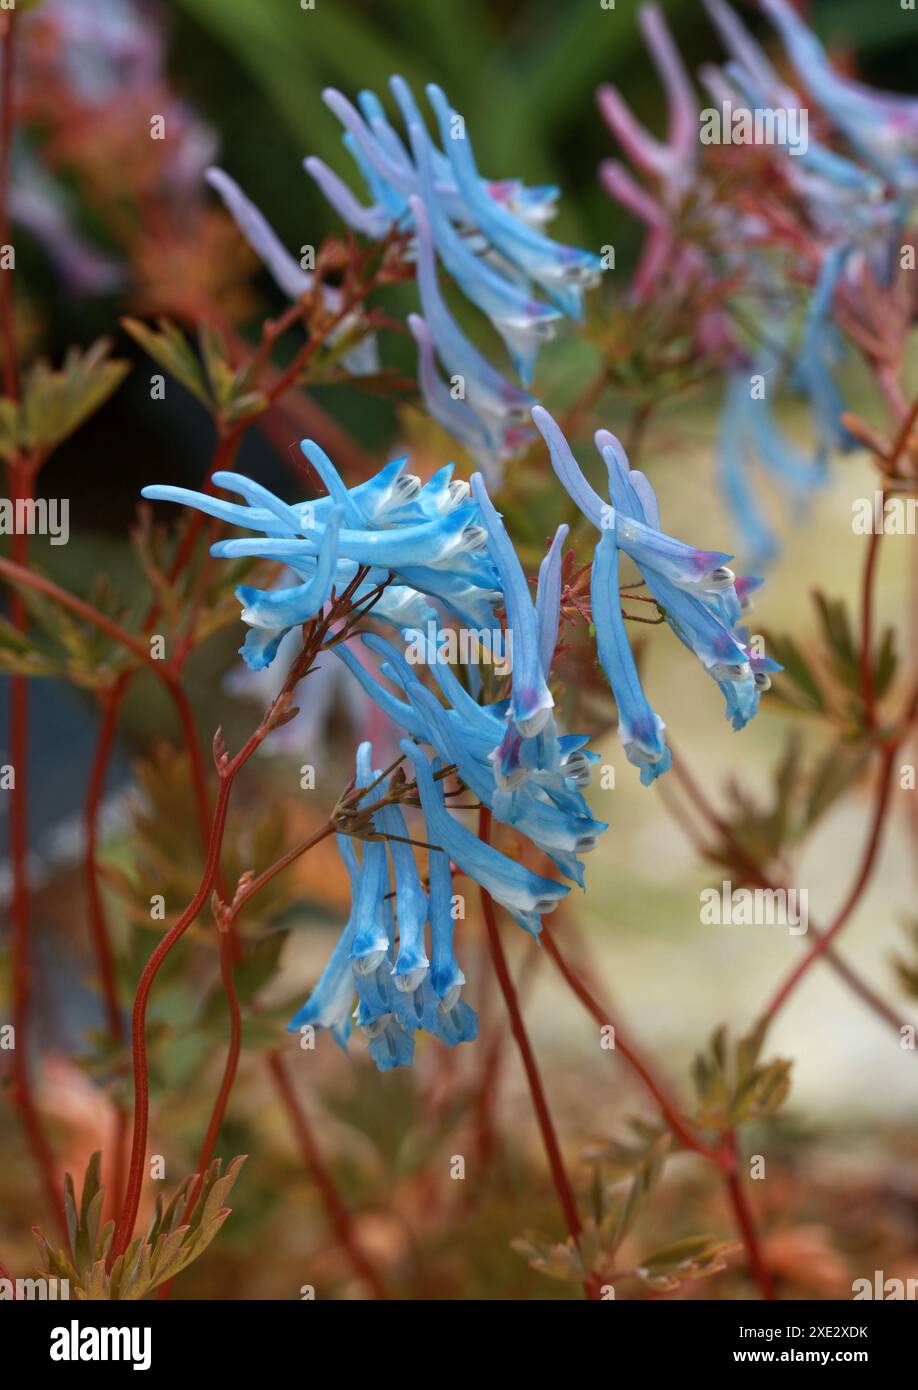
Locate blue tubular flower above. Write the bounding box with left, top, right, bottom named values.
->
left=791, top=247, right=858, bottom=461
left=364, top=1017, right=415, bottom=1071
left=407, top=313, right=507, bottom=483
left=400, top=739, right=569, bottom=936
left=470, top=472, right=554, bottom=737
left=349, top=743, right=392, bottom=974
left=415, top=783, right=479, bottom=1048
left=424, top=83, right=603, bottom=320
left=716, top=329, right=835, bottom=567
left=209, top=502, right=488, bottom=573
left=205, top=167, right=311, bottom=300
left=396, top=84, right=561, bottom=387
left=311, top=75, right=599, bottom=354
left=287, top=833, right=361, bottom=1050
left=410, top=195, right=535, bottom=426
left=426, top=794, right=465, bottom=1008
left=204, top=168, right=378, bottom=377
left=230, top=506, right=342, bottom=671
left=377, top=800, right=429, bottom=992
left=235, top=508, right=341, bottom=627
left=760, top=0, right=918, bottom=193
left=591, top=528, right=671, bottom=785
left=298, top=439, right=366, bottom=529
left=746, top=371, right=823, bottom=499
left=424, top=986, right=479, bottom=1048
left=297, top=79, right=593, bottom=480
left=710, top=47, right=887, bottom=219
left=529, top=407, right=777, bottom=773
left=402, top=673, right=602, bottom=879
left=345, top=747, right=416, bottom=1070
left=718, top=373, right=782, bottom=569
left=607, top=1, right=913, bottom=569
left=284, top=731, right=480, bottom=1071
left=331, top=642, right=428, bottom=740
left=395, top=564, right=501, bottom=630
left=304, top=153, right=393, bottom=238
left=532, top=405, right=732, bottom=589
left=355, top=956, right=415, bottom=1072
left=536, top=523, right=569, bottom=678
left=138, top=483, right=291, bottom=536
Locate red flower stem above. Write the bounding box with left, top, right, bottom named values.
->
left=722, top=1132, right=776, bottom=1299
left=230, top=824, right=338, bottom=913
left=155, top=927, right=242, bottom=1301
left=81, top=424, right=246, bottom=1059
left=1, top=9, right=67, bottom=1240
left=109, top=692, right=295, bottom=1262
left=167, top=679, right=212, bottom=850
left=187, top=928, right=242, bottom=1200
left=83, top=682, right=131, bottom=1214
left=107, top=579, right=366, bottom=1264
left=108, top=765, right=236, bottom=1264
left=0, top=9, right=17, bottom=400
left=761, top=698, right=917, bottom=1025
left=667, top=747, right=913, bottom=1038
left=540, top=926, right=717, bottom=1159
left=0, top=557, right=166, bottom=664
left=540, top=929, right=778, bottom=1297
left=860, top=515, right=884, bottom=730
left=155, top=817, right=336, bottom=1299
left=267, top=1051, right=390, bottom=1300
left=6, top=462, right=67, bottom=1239
left=887, top=391, right=918, bottom=460
left=84, top=686, right=129, bottom=1041
left=470, top=944, right=540, bottom=1176
left=477, top=808, right=599, bottom=1299
left=859, top=393, right=918, bottom=725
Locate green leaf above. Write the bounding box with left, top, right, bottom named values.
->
left=122, top=317, right=211, bottom=408
left=0, top=341, right=128, bottom=462
left=636, top=1234, right=738, bottom=1290
left=892, top=922, right=918, bottom=1000
left=813, top=591, right=859, bottom=691
left=873, top=626, right=898, bottom=699
left=34, top=1154, right=247, bottom=1300
left=804, top=743, right=870, bottom=829
left=692, top=1025, right=792, bottom=1129
left=762, top=630, right=825, bottom=713
left=510, top=1231, right=587, bottom=1284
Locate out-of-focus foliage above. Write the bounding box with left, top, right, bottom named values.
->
left=34, top=1151, right=246, bottom=1301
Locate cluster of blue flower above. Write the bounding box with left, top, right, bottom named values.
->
left=205, top=76, right=603, bottom=481
left=143, top=405, right=775, bottom=1069
left=600, top=0, right=917, bottom=564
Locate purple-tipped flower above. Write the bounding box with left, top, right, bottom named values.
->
left=532, top=408, right=778, bottom=770
left=304, top=76, right=600, bottom=479
left=401, top=740, right=569, bottom=936
left=470, top=472, right=554, bottom=738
